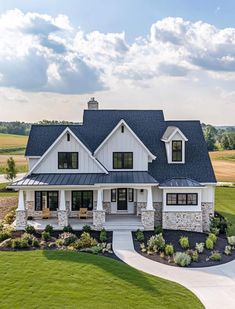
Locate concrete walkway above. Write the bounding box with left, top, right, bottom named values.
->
left=113, top=231, right=235, bottom=309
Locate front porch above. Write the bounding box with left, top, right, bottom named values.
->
left=25, top=214, right=144, bottom=231
left=15, top=186, right=156, bottom=231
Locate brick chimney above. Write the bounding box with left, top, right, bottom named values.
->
left=87, top=97, right=99, bottom=110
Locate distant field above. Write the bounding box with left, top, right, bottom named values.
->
left=209, top=150, right=235, bottom=182
left=0, top=134, right=28, bottom=174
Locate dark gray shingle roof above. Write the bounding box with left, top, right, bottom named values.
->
left=25, top=110, right=216, bottom=183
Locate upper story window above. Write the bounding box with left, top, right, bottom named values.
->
left=58, top=152, right=78, bottom=169
left=166, top=193, right=198, bottom=206
left=67, top=133, right=70, bottom=141
left=113, top=152, right=133, bottom=169
left=172, top=141, right=182, bottom=162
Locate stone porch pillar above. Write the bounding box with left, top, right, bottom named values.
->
left=16, top=190, right=27, bottom=230
left=58, top=190, right=68, bottom=227
left=93, top=188, right=105, bottom=230
left=141, top=187, right=155, bottom=230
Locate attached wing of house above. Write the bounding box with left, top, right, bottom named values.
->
left=11, top=98, right=216, bottom=232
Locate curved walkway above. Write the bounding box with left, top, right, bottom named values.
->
left=113, top=231, right=235, bottom=309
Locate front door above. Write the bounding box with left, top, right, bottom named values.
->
left=117, top=188, right=127, bottom=210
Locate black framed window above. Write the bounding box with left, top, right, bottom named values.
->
left=172, top=141, right=182, bottom=162
left=35, top=191, right=59, bottom=211
left=113, top=152, right=133, bottom=169
left=111, top=189, right=116, bottom=202
left=67, top=133, right=70, bottom=141
left=58, top=152, right=78, bottom=169
left=128, top=188, right=134, bottom=202
left=72, top=191, right=93, bottom=211
left=166, top=193, right=198, bottom=206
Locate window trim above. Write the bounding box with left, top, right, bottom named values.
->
left=113, top=152, right=133, bottom=169
left=128, top=188, right=134, bottom=202
left=166, top=193, right=198, bottom=206
left=172, top=140, right=182, bottom=162
left=71, top=190, right=93, bottom=211
left=111, top=189, right=117, bottom=202
left=58, top=152, right=78, bottom=169
left=35, top=191, right=59, bottom=211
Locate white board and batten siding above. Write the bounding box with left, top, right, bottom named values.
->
left=33, top=133, right=103, bottom=174
left=96, top=124, right=150, bottom=171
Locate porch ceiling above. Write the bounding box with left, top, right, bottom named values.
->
left=10, top=171, right=158, bottom=187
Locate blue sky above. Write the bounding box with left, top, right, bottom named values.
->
left=1, top=0, right=234, bottom=41
left=0, top=1, right=234, bottom=124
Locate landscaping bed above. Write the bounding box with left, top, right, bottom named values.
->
left=133, top=229, right=235, bottom=268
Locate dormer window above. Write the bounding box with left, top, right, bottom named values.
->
left=161, top=126, right=188, bottom=164
left=172, top=141, right=182, bottom=162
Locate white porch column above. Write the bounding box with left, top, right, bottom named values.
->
left=58, top=189, right=68, bottom=227
left=146, top=187, right=153, bottom=210
left=93, top=188, right=105, bottom=230
left=141, top=186, right=155, bottom=230
left=97, top=188, right=103, bottom=210
left=15, top=190, right=27, bottom=230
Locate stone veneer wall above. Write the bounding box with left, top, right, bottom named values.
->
left=162, top=212, right=203, bottom=232
left=202, top=202, right=214, bottom=232
left=137, top=202, right=162, bottom=226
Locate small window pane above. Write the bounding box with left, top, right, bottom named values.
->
left=172, top=141, right=182, bottom=162
left=167, top=194, right=177, bottom=205
left=124, top=153, right=133, bottom=169
left=128, top=189, right=134, bottom=202
left=113, top=153, right=122, bottom=169
left=187, top=194, right=197, bottom=205
left=48, top=192, right=58, bottom=211
left=111, top=189, right=116, bottom=202
left=178, top=194, right=187, bottom=205
left=35, top=192, right=42, bottom=211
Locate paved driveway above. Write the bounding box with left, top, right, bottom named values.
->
left=113, top=231, right=235, bottom=309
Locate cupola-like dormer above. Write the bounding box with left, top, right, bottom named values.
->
left=161, top=126, right=188, bottom=164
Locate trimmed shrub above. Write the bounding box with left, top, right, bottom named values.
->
left=140, top=242, right=146, bottom=253
left=146, top=233, right=165, bottom=254
left=74, top=232, right=97, bottom=249
left=208, top=233, right=217, bottom=244
left=44, top=224, right=53, bottom=234
left=63, top=225, right=73, bottom=233
left=25, top=225, right=36, bottom=235
left=179, top=236, right=189, bottom=249
left=209, top=250, right=221, bottom=261
left=205, top=238, right=214, bottom=250
left=0, top=230, right=12, bottom=242
left=58, top=232, right=77, bottom=246
left=11, top=238, right=21, bottom=249
left=195, top=242, right=204, bottom=253
left=135, top=229, right=144, bottom=242
left=82, top=225, right=91, bottom=233
left=154, top=225, right=163, bottom=235
left=186, top=249, right=199, bottom=262
left=97, top=242, right=112, bottom=254
left=210, top=216, right=228, bottom=235
left=3, top=209, right=15, bottom=224
left=174, top=252, right=191, bottom=267
left=224, top=245, right=232, bottom=256
left=41, top=231, right=50, bottom=241
left=20, top=238, right=29, bottom=248
left=227, top=236, right=235, bottom=246
left=100, top=228, right=107, bottom=242
left=32, top=237, right=39, bottom=247
left=165, top=244, right=174, bottom=256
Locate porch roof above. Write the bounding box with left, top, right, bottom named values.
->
left=159, top=177, right=204, bottom=188
left=10, top=171, right=158, bottom=187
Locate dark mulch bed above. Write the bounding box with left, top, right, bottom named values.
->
left=133, top=229, right=235, bottom=268
left=7, top=230, right=119, bottom=261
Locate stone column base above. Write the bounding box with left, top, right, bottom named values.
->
left=58, top=210, right=68, bottom=227
left=93, top=210, right=105, bottom=230
left=141, top=209, right=155, bottom=230
left=15, top=210, right=27, bottom=230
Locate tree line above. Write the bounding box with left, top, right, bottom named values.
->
left=202, top=124, right=235, bottom=151
left=0, top=120, right=234, bottom=151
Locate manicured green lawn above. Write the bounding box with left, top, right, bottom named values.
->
left=0, top=250, right=203, bottom=309
left=215, top=187, right=235, bottom=236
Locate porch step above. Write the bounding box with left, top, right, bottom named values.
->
left=103, top=222, right=144, bottom=231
